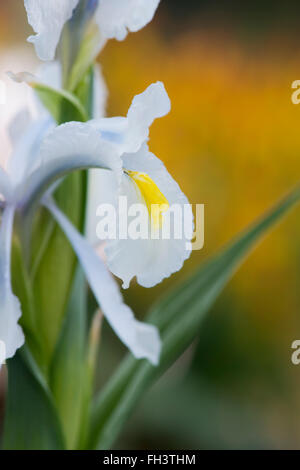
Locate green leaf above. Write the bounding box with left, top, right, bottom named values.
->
left=32, top=172, right=87, bottom=366
left=11, top=236, right=46, bottom=370
left=88, top=186, right=300, bottom=449
left=49, top=268, right=89, bottom=449
left=3, top=63, right=95, bottom=450
left=73, top=66, right=95, bottom=120
left=3, top=349, right=65, bottom=450
left=32, top=82, right=88, bottom=124
left=66, top=23, right=101, bottom=93
left=29, top=66, right=93, bottom=367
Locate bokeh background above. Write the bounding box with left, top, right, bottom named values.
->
left=2, top=0, right=300, bottom=449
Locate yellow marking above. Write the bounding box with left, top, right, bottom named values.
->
left=126, top=171, right=169, bottom=229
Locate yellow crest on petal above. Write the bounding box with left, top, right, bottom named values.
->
left=126, top=171, right=169, bottom=229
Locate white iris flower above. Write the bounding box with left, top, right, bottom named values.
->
left=0, top=108, right=161, bottom=364
left=86, top=82, right=194, bottom=288
left=2, top=0, right=191, bottom=372
left=2, top=83, right=189, bottom=366
left=0, top=114, right=54, bottom=362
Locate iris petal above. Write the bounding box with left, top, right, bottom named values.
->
left=0, top=206, right=24, bottom=363
left=105, top=144, right=194, bottom=288
left=90, top=81, right=171, bottom=154
left=24, top=0, right=80, bottom=61
left=19, top=121, right=122, bottom=214
left=95, top=0, right=160, bottom=41
left=0, top=167, right=12, bottom=201
left=44, top=198, right=161, bottom=365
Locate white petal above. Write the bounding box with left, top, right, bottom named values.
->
left=105, top=144, right=194, bottom=288
left=90, top=82, right=171, bottom=154
left=92, top=63, right=108, bottom=119
left=44, top=199, right=161, bottom=365
left=125, top=81, right=170, bottom=153
left=0, top=47, right=37, bottom=168
left=36, top=61, right=62, bottom=89
left=95, top=0, right=160, bottom=41
left=33, top=61, right=63, bottom=118
left=86, top=82, right=170, bottom=244
left=8, top=115, right=54, bottom=191
left=0, top=167, right=12, bottom=201
left=85, top=64, right=109, bottom=243
left=8, top=108, right=32, bottom=147
left=86, top=169, right=117, bottom=245
left=19, top=121, right=122, bottom=210
left=8, top=62, right=62, bottom=91
left=24, top=0, right=80, bottom=61
left=6, top=71, right=36, bottom=84
left=0, top=206, right=25, bottom=363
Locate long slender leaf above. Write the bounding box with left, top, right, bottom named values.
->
left=3, top=349, right=65, bottom=450
left=32, top=172, right=86, bottom=365
left=88, top=186, right=300, bottom=449
left=30, top=67, right=93, bottom=366
left=49, top=268, right=88, bottom=450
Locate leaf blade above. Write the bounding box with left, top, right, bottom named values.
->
left=32, top=82, right=88, bottom=124
left=3, top=349, right=65, bottom=450
left=49, top=268, right=89, bottom=450
left=89, top=186, right=300, bottom=449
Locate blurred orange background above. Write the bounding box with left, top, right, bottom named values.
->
left=2, top=0, right=300, bottom=449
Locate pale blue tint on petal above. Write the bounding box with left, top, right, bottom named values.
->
left=44, top=199, right=161, bottom=365
left=0, top=205, right=25, bottom=362
left=86, top=0, right=99, bottom=13
left=90, top=82, right=171, bottom=155
left=0, top=167, right=12, bottom=201
left=8, top=115, right=54, bottom=191
left=8, top=108, right=32, bottom=148
left=91, top=64, right=107, bottom=119
left=70, top=0, right=99, bottom=27
left=90, top=117, right=127, bottom=145
left=65, top=0, right=100, bottom=69
left=19, top=121, right=122, bottom=212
